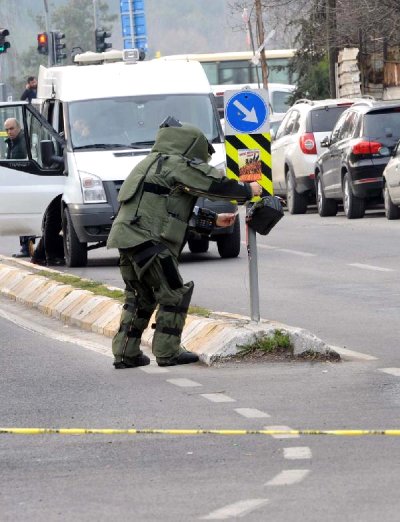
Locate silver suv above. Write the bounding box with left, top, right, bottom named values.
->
left=272, top=98, right=355, bottom=213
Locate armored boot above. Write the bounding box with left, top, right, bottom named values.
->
left=152, top=282, right=199, bottom=366
left=157, top=346, right=199, bottom=367
left=112, top=291, right=155, bottom=369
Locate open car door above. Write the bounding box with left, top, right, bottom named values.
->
left=0, top=101, right=65, bottom=237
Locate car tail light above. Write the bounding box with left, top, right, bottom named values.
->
left=352, top=140, right=383, bottom=155
left=299, top=133, right=317, bottom=154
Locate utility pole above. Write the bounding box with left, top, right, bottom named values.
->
left=255, top=0, right=268, bottom=88
left=93, top=0, right=99, bottom=50
left=43, top=0, right=52, bottom=66
left=326, top=0, right=337, bottom=97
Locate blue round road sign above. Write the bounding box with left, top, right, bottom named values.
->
left=225, top=91, right=269, bottom=133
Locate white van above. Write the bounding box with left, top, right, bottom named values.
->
left=0, top=51, right=239, bottom=266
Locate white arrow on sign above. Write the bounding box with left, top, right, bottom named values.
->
left=233, top=99, right=258, bottom=123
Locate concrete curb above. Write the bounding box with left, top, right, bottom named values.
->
left=0, top=256, right=339, bottom=365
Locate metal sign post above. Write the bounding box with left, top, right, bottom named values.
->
left=224, top=88, right=272, bottom=322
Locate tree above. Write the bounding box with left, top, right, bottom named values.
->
left=228, top=0, right=400, bottom=99
left=10, top=0, right=117, bottom=98
left=47, top=0, right=117, bottom=61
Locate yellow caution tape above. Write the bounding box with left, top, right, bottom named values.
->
left=1, top=428, right=400, bottom=436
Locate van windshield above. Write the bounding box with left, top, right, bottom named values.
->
left=69, top=94, right=221, bottom=150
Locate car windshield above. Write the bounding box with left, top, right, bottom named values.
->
left=310, top=106, right=351, bottom=132
left=69, top=94, right=221, bottom=150
left=364, top=109, right=400, bottom=142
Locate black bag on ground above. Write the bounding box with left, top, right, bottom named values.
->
left=246, top=195, right=284, bottom=236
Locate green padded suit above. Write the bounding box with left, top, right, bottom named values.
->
left=107, top=122, right=253, bottom=366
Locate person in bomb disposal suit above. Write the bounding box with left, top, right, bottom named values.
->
left=107, top=117, right=262, bottom=369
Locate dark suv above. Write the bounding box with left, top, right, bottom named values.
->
left=315, top=100, right=400, bottom=218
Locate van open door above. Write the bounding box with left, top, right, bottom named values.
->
left=0, top=102, right=65, bottom=236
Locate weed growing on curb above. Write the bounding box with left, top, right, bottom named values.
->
left=237, top=329, right=292, bottom=357
left=35, top=270, right=125, bottom=302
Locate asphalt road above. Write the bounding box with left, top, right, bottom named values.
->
left=2, top=205, right=399, bottom=360
left=2, top=296, right=400, bottom=521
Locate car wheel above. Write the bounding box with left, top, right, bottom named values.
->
left=384, top=184, right=400, bottom=220
left=316, top=176, right=337, bottom=217
left=62, top=207, right=88, bottom=267
left=343, top=173, right=365, bottom=219
left=188, top=235, right=209, bottom=253
left=286, top=168, right=307, bottom=214
left=217, top=215, right=241, bottom=258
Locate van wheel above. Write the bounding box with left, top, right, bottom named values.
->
left=286, top=169, right=307, bottom=214
left=188, top=236, right=209, bottom=253
left=62, top=207, right=88, bottom=267
left=384, top=184, right=400, bottom=220
left=316, top=176, right=337, bottom=216
left=343, top=173, right=365, bottom=219
left=217, top=215, right=241, bottom=258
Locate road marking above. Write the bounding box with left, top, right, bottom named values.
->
left=283, top=447, right=312, bottom=460
left=348, top=263, right=393, bottom=272
left=265, top=469, right=310, bottom=486
left=246, top=242, right=277, bottom=250
left=200, top=498, right=269, bottom=520
left=265, top=425, right=299, bottom=438
left=167, top=378, right=202, bottom=387
left=331, top=346, right=378, bottom=361
left=234, top=408, right=270, bottom=418
left=378, top=368, right=400, bottom=377
left=277, top=248, right=316, bottom=257
left=200, top=393, right=236, bottom=403
left=252, top=243, right=316, bottom=257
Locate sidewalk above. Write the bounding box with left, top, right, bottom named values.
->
left=0, top=255, right=338, bottom=365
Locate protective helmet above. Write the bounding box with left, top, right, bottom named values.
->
left=156, top=115, right=215, bottom=162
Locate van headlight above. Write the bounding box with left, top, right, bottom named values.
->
left=79, top=171, right=107, bottom=203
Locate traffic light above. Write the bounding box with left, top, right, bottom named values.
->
left=0, top=28, right=10, bottom=54
left=52, top=31, right=66, bottom=62
left=37, top=32, right=48, bottom=55
left=95, top=28, right=112, bottom=52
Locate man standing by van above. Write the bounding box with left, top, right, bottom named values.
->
left=4, top=118, right=27, bottom=159
left=20, top=76, right=37, bottom=103
left=4, top=117, right=32, bottom=258
left=107, top=117, right=262, bottom=369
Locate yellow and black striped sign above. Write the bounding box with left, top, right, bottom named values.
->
left=225, top=132, right=273, bottom=197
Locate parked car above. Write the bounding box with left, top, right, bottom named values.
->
left=315, top=100, right=400, bottom=219
left=382, top=139, right=400, bottom=219
left=270, top=114, right=284, bottom=141
left=272, top=98, right=355, bottom=214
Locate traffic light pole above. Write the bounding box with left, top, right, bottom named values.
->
left=43, top=0, right=52, bottom=67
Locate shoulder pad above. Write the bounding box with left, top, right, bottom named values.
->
left=189, top=161, right=222, bottom=180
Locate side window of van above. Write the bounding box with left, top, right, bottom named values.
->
left=26, top=111, right=58, bottom=168
left=0, top=105, right=29, bottom=160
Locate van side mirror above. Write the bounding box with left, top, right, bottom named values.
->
left=40, top=140, right=64, bottom=167
left=320, top=136, right=331, bottom=148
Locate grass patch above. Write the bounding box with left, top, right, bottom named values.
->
left=237, top=329, right=292, bottom=357
left=35, top=270, right=125, bottom=302
left=34, top=269, right=212, bottom=316
left=188, top=305, right=211, bottom=317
